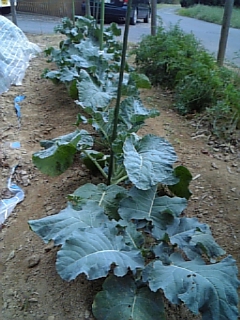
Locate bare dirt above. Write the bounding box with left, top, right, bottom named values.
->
left=0, top=34, right=239, bottom=320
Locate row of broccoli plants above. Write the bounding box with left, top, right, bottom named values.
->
left=29, top=16, right=239, bottom=320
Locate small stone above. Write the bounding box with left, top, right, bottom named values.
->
left=44, top=241, right=54, bottom=252
left=79, top=171, right=87, bottom=177
left=22, top=175, right=30, bottom=186
left=201, top=149, right=209, bottom=155
left=48, top=316, right=55, bottom=320
left=28, top=298, right=38, bottom=303
left=6, top=250, right=15, bottom=262
left=211, top=162, right=219, bottom=169
left=227, top=166, right=233, bottom=174
left=27, top=254, right=41, bottom=268
left=84, top=310, right=91, bottom=318
left=224, top=155, right=231, bottom=162
left=45, top=205, right=53, bottom=212
left=6, top=289, right=15, bottom=296
left=229, top=145, right=235, bottom=153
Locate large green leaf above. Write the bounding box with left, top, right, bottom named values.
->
left=104, top=22, right=121, bottom=37
left=121, top=80, right=139, bottom=97
left=74, top=39, right=100, bottom=60
left=123, top=134, right=179, bottom=190
left=43, top=69, right=61, bottom=83
left=70, top=183, right=127, bottom=219
left=28, top=201, right=109, bottom=245
left=32, top=129, right=92, bottom=176
left=33, top=144, right=76, bottom=176
left=39, top=129, right=92, bottom=149
left=66, top=79, right=78, bottom=99
left=68, top=54, right=95, bottom=69
left=153, top=242, right=173, bottom=265
left=59, top=66, right=79, bottom=82
left=168, top=166, right=192, bottom=199
left=143, top=254, right=240, bottom=320
left=56, top=227, right=144, bottom=281
left=166, top=217, right=225, bottom=259
left=129, top=72, right=152, bottom=89
left=92, top=275, right=166, bottom=320
left=119, top=97, right=159, bottom=131
left=73, top=39, right=114, bottom=71
left=90, top=111, right=113, bottom=142
left=77, top=69, right=115, bottom=110
left=121, top=223, right=145, bottom=249
left=119, top=186, right=187, bottom=230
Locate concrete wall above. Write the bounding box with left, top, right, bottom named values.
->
left=17, top=0, right=83, bottom=17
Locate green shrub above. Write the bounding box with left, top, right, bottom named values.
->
left=134, top=23, right=210, bottom=89
left=206, top=74, right=240, bottom=138
left=134, top=23, right=217, bottom=112
left=134, top=23, right=240, bottom=140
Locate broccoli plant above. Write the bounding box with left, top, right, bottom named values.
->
left=29, top=12, right=239, bottom=320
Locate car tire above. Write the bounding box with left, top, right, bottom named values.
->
left=130, top=9, right=137, bottom=25
left=143, top=12, right=149, bottom=23
left=1, top=7, right=11, bottom=14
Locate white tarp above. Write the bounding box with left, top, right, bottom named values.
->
left=0, top=166, right=25, bottom=226
left=0, top=15, right=41, bottom=94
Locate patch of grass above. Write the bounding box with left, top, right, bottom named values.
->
left=157, top=0, right=180, bottom=9
left=178, top=4, right=240, bottom=29
left=157, top=3, right=180, bottom=9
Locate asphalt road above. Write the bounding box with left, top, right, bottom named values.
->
left=5, top=7, right=240, bottom=65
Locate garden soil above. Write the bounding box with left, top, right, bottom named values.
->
left=0, top=34, right=239, bottom=320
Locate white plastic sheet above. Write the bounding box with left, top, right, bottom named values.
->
left=0, top=166, right=25, bottom=226
left=0, top=15, right=41, bottom=94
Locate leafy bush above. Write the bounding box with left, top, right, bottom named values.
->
left=205, top=76, right=240, bottom=138
left=29, top=17, right=239, bottom=320
left=134, top=22, right=240, bottom=139
left=134, top=23, right=211, bottom=90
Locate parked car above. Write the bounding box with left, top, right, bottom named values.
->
left=0, top=0, right=17, bottom=14
left=82, top=0, right=151, bottom=25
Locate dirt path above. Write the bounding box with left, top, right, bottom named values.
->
left=0, top=34, right=239, bottom=320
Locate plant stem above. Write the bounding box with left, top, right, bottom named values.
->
left=86, top=0, right=91, bottom=16
left=82, top=150, right=108, bottom=179
left=72, top=0, right=75, bottom=27
left=112, top=175, right=128, bottom=185
left=99, top=0, right=105, bottom=51
left=107, top=0, right=132, bottom=185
